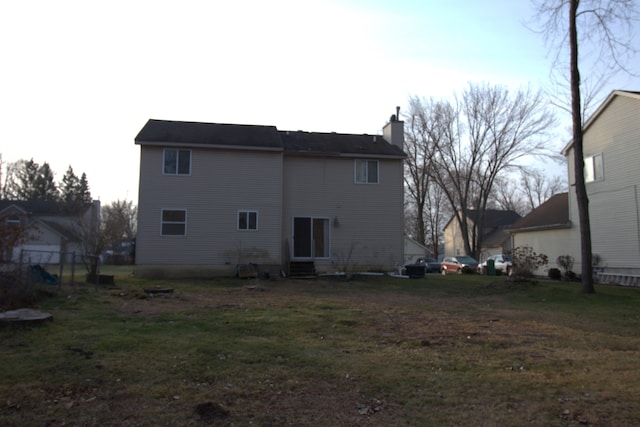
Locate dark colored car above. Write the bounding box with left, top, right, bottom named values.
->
left=404, top=257, right=441, bottom=274
left=421, top=257, right=442, bottom=273
left=440, top=256, right=479, bottom=275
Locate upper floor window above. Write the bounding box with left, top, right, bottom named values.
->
left=585, top=153, right=604, bottom=183
left=161, top=209, right=187, bottom=236
left=355, top=159, right=378, bottom=184
left=163, top=149, right=191, bottom=175
left=238, top=210, right=258, bottom=231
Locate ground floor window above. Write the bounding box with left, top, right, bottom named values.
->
left=161, top=209, right=187, bottom=236
left=238, top=210, right=258, bottom=231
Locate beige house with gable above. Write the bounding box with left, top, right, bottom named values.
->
left=510, top=90, right=640, bottom=282
left=135, top=115, right=406, bottom=278
left=443, top=209, right=521, bottom=261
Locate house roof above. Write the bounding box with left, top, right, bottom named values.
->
left=508, top=192, right=570, bottom=232
left=480, top=210, right=522, bottom=227
left=0, top=200, right=82, bottom=216
left=482, top=229, right=511, bottom=248
left=135, top=119, right=407, bottom=158
left=444, top=209, right=521, bottom=230
left=280, top=130, right=406, bottom=158
left=135, top=120, right=283, bottom=151
left=561, top=90, right=640, bottom=155
left=37, top=220, right=82, bottom=242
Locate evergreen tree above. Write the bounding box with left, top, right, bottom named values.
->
left=15, top=159, right=40, bottom=200
left=78, top=172, right=92, bottom=204
left=60, top=165, right=80, bottom=204
left=35, top=162, right=58, bottom=201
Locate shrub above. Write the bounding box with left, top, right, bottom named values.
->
left=548, top=268, right=562, bottom=280
left=462, top=266, right=476, bottom=274
left=556, top=255, right=575, bottom=279
left=510, top=246, right=549, bottom=279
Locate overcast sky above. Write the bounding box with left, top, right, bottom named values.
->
left=1, top=0, right=638, bottom=204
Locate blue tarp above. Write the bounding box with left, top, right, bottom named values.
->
left=29, top=265, right=59, bottom=285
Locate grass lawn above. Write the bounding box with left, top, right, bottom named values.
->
left=2, top=272, right=640, bottom=426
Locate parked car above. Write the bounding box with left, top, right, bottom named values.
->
left=406, top=257, right=441, bottom=273
left=440, top=256, right=479, bottom=275
left=477, top=254, right=513, bottom=276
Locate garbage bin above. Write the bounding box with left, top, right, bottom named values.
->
left=487, top=259, right=496, bottom=276
left=405, top=264, right=426, bottom=279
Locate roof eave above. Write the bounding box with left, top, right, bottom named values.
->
left=561, top=90, right=640, bottom=155
left=135, top=140, right=284, bottom=152
left=508, top=222, right=572, bottom=233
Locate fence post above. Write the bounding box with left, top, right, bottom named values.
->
left=19, top=249, right=24, bottom=286
left=71, top=252, right=76, bottom=287
left=58, top=253, right=64, bottom=288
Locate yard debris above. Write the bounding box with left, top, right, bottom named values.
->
left=143, top=287, right=174, bottom=295
left=0, top=308, right=53, bottom=325
left=195, top=401, right=230, bottom=423
left=67, top=346, right=94, bottom=359
left=357, top=399, right=384, bottom=416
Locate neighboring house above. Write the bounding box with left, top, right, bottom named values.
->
left=509, top=90, right=640, bottom=282
left=443, top=209, right=521, bottom=261
left=134, top=115, right=407, bottom=278
left=404, top=236, right=428, bottom=265
left=508, top=192, right=572, bottom=275
left=0, top=200, right=100, bottom=264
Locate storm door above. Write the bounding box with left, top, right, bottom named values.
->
left=292, top=217, right=329, bottom=259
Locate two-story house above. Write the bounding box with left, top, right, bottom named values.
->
left=443, top=209, right=521, bottom=261
left=510, top=90, right=640, bottom=282
left=134, top=115, right=406, bottom=278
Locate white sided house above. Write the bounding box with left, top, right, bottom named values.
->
left=135, top=115, right=407, bottom=278
left=510, top=90, right=640, bottom=283
left=562, top=90, right=640, bottom=284
left=0, top=200, right=100, bottom=265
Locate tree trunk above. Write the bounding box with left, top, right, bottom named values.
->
left=569, top=0, right=595, bottom=293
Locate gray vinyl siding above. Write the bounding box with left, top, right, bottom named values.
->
left=583, top=95, right=640, bottom=271
left=137, top=146, right=283, bottom=267
left=282, top=155, right=404, bottom=271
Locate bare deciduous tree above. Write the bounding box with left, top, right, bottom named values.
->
left=404, top=97, right=451, bottom=257
left=532, top=0, right=638, bottom=293
left=408, top=83, right=556, bottom=259
left=521, top=168, right=566, bottom=211
left=491, top=169, right=566, bottom=216
left=101, top=199, right=137, bottom=252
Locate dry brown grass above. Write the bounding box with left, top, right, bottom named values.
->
left=2, top=274, right=640, bottom=426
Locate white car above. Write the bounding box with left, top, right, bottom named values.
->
left=478, top=254, right=513, bottom=276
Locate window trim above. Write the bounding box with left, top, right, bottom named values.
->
left=354, top=159, right=379, bottom=184
left=161, top=208, right=187, bottom=236
left=237, top=210, right=258, bottom=231
left=5, top=215, right=20, bottom=226
left=163, top=148, right=192, bottom=176
left=585, top=152, right=604, bottom=183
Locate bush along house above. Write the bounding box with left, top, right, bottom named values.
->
left=134, top=112, right=406, bottom=278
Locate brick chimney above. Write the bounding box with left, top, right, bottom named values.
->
left=382, top=106, right=404, bottom=149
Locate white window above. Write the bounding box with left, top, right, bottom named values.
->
left=163, top=149, right=191, bottom=175
left=5, top=215, right=20, bottom=226
left=354, top=159, right=378, bottom=184
left=161, top=209, right=187, bottom=236
left=238, top=210, right=258, bottom=231
left=585, top=153, right=604, bottom=183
